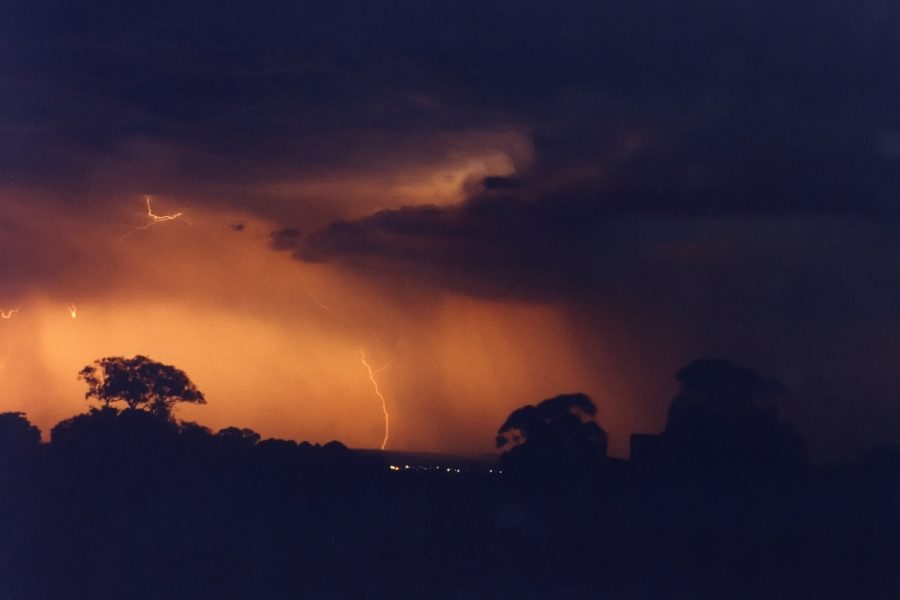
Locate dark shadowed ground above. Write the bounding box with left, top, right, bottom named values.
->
left=0, top=408, right=897, bottom=599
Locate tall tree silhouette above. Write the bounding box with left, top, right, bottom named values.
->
left=78, top=355, right=205, bottom=418
left=496, top=393, right=608, bottom=479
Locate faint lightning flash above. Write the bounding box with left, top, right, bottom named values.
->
left=0, top=309, right=19, bottom=319
left=359, top=350, right=391, bottom=450
left=68, top=304, right=77, bottom=319
left=122, top=196, right=184, bottom=238
left=302, top=278, right=337, bottom=316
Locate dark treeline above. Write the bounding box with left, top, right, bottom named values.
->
left=0, top=357, right=898, bottom=599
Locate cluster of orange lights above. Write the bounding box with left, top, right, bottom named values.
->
left=388, top=464, right=502, bottom=474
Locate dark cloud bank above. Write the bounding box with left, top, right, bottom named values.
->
left=5, top=0, right=900, bottom=209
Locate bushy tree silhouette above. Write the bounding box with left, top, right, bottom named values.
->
left=216, top=427, right=261, bottom=449
left=78, top=355, right=205, bottom=418
left=496, top=393, right=608, bottom=480
left=50, top=406, right=181, bottom=460
left=663, top=359, right=807, bottom=474
left=0, top=412, right=40, bottom=453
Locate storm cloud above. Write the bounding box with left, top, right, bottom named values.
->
left=2, top=0, right=900, bottom=461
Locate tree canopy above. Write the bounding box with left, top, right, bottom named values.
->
left=496, top=393, right=608, bottom=479
left=663, top=359, right=807, bottom=473
left=78, top=355, right=205, bottom=418
left=0, top=411, right=41, bottom=456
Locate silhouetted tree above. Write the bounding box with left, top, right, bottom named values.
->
left=50, top=406, right=180, bottom=459
left=216, top=427, right=261, bottom=449
left=0, top=412, right=40, bottom=458
left=496, top=393, right=608, bottom=480
left=322, top=440, right=348, bottom=452
left=663, top=359, right=807, bottom=474
left=78, top=355, right=205, bottom=418
left=177, top=420, right=214, bottom=446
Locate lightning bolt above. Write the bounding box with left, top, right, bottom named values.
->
left=360, top=350, right=391, bottom=451
left=122, top=196, right=185, bottom=238
left=68, top=304, right=77, bottom=319
left=301, top=276, right=397, bottom=449
left=303, top=278, right=337, bottom=316
left=276, top=259, right=400, bottom=449
left=0, top=309, right=19, bottom=320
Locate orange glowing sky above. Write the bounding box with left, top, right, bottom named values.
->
left=1, top=169, right=898, bottom=461
left=0, top=141, right=667, bottom=458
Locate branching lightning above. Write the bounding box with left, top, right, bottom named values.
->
left=0, top=309, right=19, bottom=320
left=144, top=195, right=182, bottom=224
left=359, top=350, right=391, bottom=450
left=302, top=276, right=397, bottom=449
left=122, top=196, right=185, bottom=238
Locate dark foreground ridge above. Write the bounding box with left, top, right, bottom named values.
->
left=0, top=357, right=898, bottom=599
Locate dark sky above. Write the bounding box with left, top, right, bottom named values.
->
left=1, top=0, right=899, bottom=461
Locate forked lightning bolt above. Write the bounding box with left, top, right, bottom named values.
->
left=303, top=280, right=397, bottom=449
left=122, top=196, right=184, bottom=238
left=360, top=350, right=391, bottom=451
